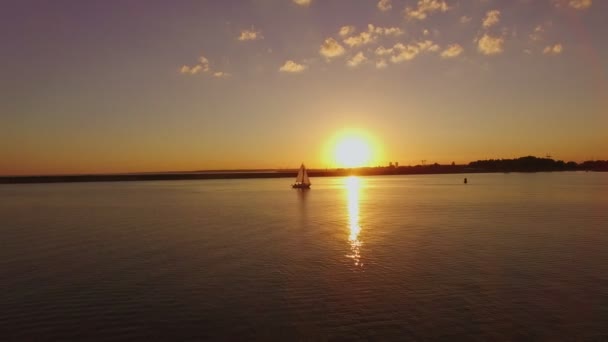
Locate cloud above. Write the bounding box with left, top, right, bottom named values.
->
left=319, top=38, right=346, bottom=58
left=180, top=65, right=202, bottom=75
left=460, top=16, right=472, bottom=24
left=391, top=46, right=421, bottom=63
left=213, top=71, right=230, bottom=78
left=180, top=55, right=210, bottom=75
left=482, top=10, right=500, bottom=28
left=375, top=46, right=394, bottom=56
left=405, top=0, right=449, bottom=20
left=376, top=59, right=388, bottom=69
left=293, top=0, right=311, bottom=7
left=339, top=25, right=356, bottom=37
left=343, top=31, right=375, bottom=47
left=477, top=34, right=504, bottom=55
left=347, top=52, right=368, bottom=67
left=198, top=56, right=210, bottom=71
left=343, top=24, right=404, bottom=48
left=279, top=60, right=308, bottom=73
left=389, top=40, right=440, bottom=63
left=543, top=43, right=563, bottom=55
left=558, top=0, right=592, bottom=9
left=417, top=40, right=440, bottom=52
left=529, top=24, right=545, bottom=41
left=371, top=25, right=404, bottom=36
left=238, top=27, right=263, bottom=41
left=440, top=44, right=463, bottom=58
left=377, top=0, right=392, bottom=11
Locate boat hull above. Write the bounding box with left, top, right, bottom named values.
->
left=292, top=183, right=311, bottom=189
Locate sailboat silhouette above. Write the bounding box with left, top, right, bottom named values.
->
left=292, top=163, right=311, bottom=189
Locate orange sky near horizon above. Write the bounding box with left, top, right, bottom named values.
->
left=1, top=1, right=607, bottom=176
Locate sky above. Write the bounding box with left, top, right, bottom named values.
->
left=1, top=0, right=607, bottom=175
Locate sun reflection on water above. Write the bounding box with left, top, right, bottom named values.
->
left=345, top=176, right=363, bottom=267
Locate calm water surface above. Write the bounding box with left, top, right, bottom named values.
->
left=1, top=173, right=607, bottom=340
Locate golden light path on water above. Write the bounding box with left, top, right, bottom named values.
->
left=345, top=176, right=362, bottom=267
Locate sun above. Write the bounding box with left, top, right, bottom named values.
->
left=334, top=135, right=372, bottom=168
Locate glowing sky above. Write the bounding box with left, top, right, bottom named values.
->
left=1, top=0, right=607, bottom=175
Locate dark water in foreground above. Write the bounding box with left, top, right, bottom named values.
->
left=1, top=173, right=607, bottom=340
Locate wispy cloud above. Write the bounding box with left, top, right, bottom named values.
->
left=477, top=34, right=504, bottom=55
left=482, top=10, right=500, bottom=28
left=343, top=24, right=404, bottom=48
left=180, top=65, right=203, bottom=75
left=370, top=24, right=404, bottom=36
left=376, top=59, right=388, bottom=69
left=554, top=0, right=592, bottom=9
left=543, top=43, right=563, bottom=55
left=279, top=60, right=308, bottom=73
left=293, top=0, right=311, bottom=7
left=387, top=40, right=440, bottom=63
left=180, top=55, right=210, bottom=75
left=405, top=0, right=449, bottom=20
left=238, top=27, right=263, bottom=41
left=339, top=25, right=356, bottom=37
left=343, top=31, right=375, bottom=48
left=213, top=71, right=230, bottom=78
left=569, top=0, right=592, bottom=9
left=347, top=52, right=368, bottom=67
left=377, top=0, right=392, bottom=12
left=319, top=38, right=346, bottom=59
left=440, top=44, right=463, bottom=58
left=529, top=24, right=546, bottom=41
left=460, top=16, right=472, bottom=24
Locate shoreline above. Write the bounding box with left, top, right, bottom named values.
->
left=1, top=167, right=603, bottom=184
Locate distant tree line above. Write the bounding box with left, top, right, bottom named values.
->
left=467, top=156, right=608, bottom=172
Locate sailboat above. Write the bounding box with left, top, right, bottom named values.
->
left=292, top=163, right=311, bottom=189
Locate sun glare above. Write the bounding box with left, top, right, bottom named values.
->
left=335, top=137, right=371, bottom=168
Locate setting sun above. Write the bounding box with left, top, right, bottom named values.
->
left=326, top=130, right=382, bottom=168
left=336, top=136, right=372, bottom=168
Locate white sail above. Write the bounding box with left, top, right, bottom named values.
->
left=302, top=166, right=310, bottom=185
left=293, top=163, right=311, bottom=188
left=296, top=164, right=305, bottom=183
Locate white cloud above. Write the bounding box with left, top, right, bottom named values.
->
left=293, top=0, right=311, bottom=7
left=477, top=34, right=504, bottom=55
left=213, top=71, right=230, bottom=78
left=343, top=31, right=375, bottom=48
left=529, top=24, right=545, bottom=41
left=343, top=24, right=404, bottom=48
left=198, top=56, right=210, bottom=71
left=377, top=0, right=392, bottom=11
left=180, top=65, right=202, bottom=75
left=389, top=40, right=439, bottom=63
left=375, top=46, right=394, bottom=56
left=482, top=10, right=500, bottom=28
left=373, top=25, right=404, bottom=36
left=339, top=25, right=356, bottom=37
left=543, top=43, right=563, bottom=55
left=376, top=59, right=388, bottom=69
left=405, top=0, right=449, bottom=20
left=460, top=16, right=472, bottom=24
left=568, top=0, right=592, bottom=9
left=238, top=27, right=263, bottom=41
left=180, top=55, right=210, bottom=75
left=440, top=44, right=463, bottom=58
left=347, top=52, right=368, bottom=67
left=391, top=46, right=420, bottom=63
left=279, top=60, right=308, bottom=73
left=319, top=38, right=346, bottom=58
left=417, top=40, right=440, bottom=52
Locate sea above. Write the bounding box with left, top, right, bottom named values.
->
left=1, top=172, right=607, bottom=340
